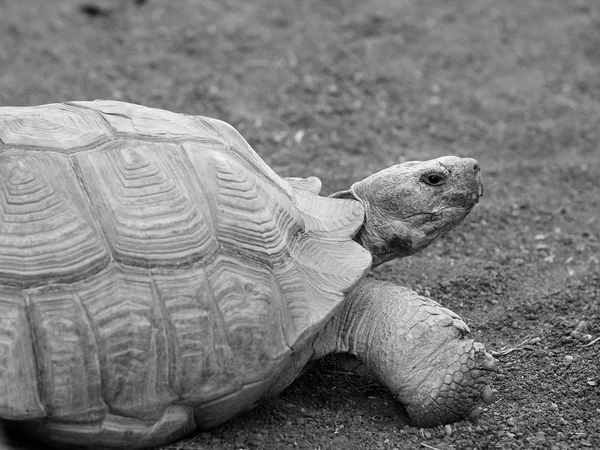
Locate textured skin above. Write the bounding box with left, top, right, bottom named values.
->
left=332, top=157, right=483, bottom=267
left=312, top=278, right=497, bottom=426
left=0, top=100, right=370, bottom=449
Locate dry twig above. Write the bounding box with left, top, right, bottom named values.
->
left=490, top=336, right=539, bottom=357
left=582, top=336, right=600, bottom=347
left=421, top=443, right=442, bottom=450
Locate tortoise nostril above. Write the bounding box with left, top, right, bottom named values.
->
left=463, top=159, right=480, bottom=173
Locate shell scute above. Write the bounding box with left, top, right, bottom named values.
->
left=73, top=267, right=177, bottom=420
left=0, top=152, right=110, bottom=288
left=196, top=117, right=293, bottom=196
left=25, top=285, right=106, bottom=421
left=204, top=254, right=291, bottom=383
left=151, top=267, right=241, bottom=403
left=0, top=287, right=45, bottom=419
left=73, top=140, right=218, bottom=269
left=0, top=103, right=113, bottom=152
left=197, top=148, right=301, bottom=262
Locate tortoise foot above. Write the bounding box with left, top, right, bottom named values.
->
left=404, top=340, right=498, bottom=427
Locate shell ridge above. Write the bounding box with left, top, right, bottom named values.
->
left=21, top=291, right=46, bottom=411
left=70, top=154, right=116, bottom=267
left=198, top=264, right=239, bottom=393
left=269, top=269, right=295, bottom=350
left=69, top=283, right=108, bottom=412
left=65, top=101, right=119, bottom=136
left=146, top=275, right=180, bottom=412
left=148, top=273, right=181, bottom=404
left=71, top=265, right=115, bottom=416
left=17, top=290, right=47, bottom=416
left=177, top=143, right=221, bottom=253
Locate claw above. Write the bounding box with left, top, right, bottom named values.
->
left=477, top=351, right=498, bottom=372
left=482, top=385, right=494, bottom=404
left=467, top=385, right=494, bottom=422
left=468, top=407, right=482, bottom=421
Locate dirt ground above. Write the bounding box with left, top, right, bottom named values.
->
left=0, top=0, right=598, bottom=449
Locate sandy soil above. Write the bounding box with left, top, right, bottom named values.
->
left=0, top=0, right=598, bottom=449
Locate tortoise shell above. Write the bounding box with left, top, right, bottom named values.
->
left=0, top=100, right=370, bottom=448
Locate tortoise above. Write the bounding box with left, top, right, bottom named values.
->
left=0, top=100, right=496, bottom=449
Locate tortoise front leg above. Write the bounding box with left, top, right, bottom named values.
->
left=312, top=278, right=497, bottom=427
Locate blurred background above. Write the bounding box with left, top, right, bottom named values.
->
left=0, top=0, right=598, bottom=449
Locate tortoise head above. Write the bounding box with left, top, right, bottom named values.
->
left=332, top=156, right=483, bottom=267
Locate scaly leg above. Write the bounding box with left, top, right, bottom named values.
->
left=312, top=278, right=497, bottom=427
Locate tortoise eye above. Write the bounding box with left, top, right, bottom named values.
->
left=422, top=173, right=446, bottom=186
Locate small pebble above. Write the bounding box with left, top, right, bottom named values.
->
left=576, top=320, right=589, bottom=332
left=444, top=424, right=452, bottom=436
left=565, top=355, right=574, bottom=364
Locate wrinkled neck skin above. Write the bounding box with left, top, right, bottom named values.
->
left=353, top=202, right=468, bottom=267
left=333, top=156, right=483, bottom=267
